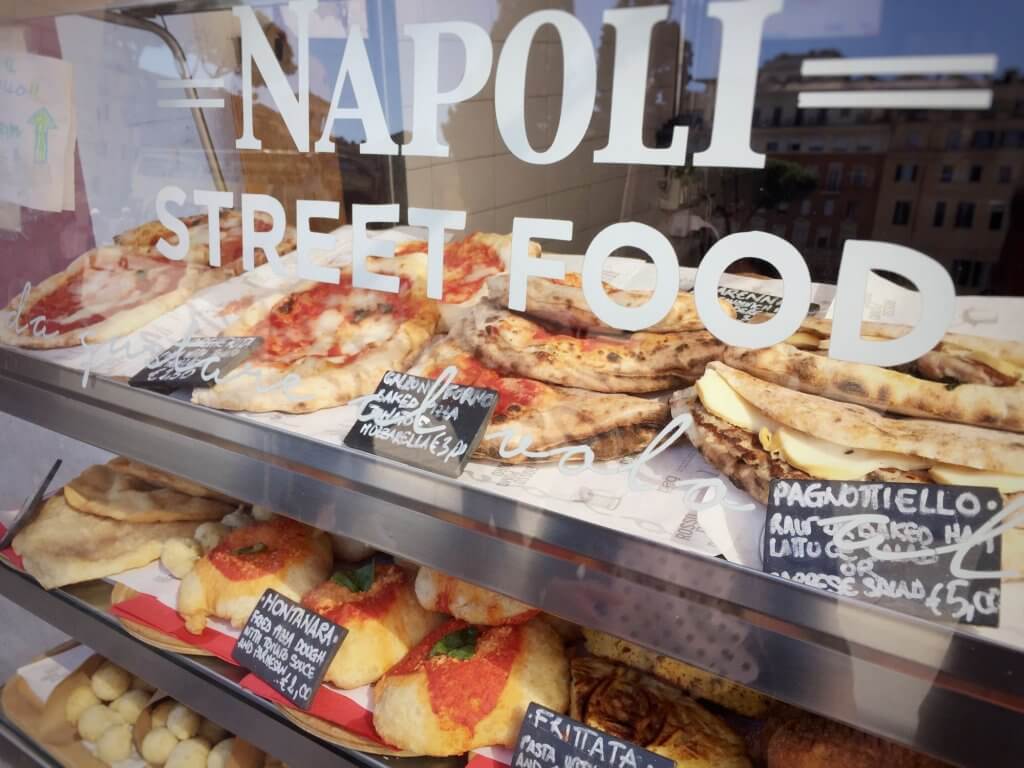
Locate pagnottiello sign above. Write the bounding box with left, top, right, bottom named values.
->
left=152, top=0, right=966, bottom=367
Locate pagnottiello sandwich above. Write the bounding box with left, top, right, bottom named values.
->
left=674, top=362, right=1024, bottom=505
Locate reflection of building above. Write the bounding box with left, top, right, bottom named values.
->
left=694, top=52, right=1024, bottom=292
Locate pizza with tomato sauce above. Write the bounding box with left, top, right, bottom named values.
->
left=114, top=210, right=297, bottom=272
left=372, top=618, right=568, bottom=755
left=191, top=267, right=440, bottom=413
left=456, top=301, right=726, bottom=393
left=486, top=271, right=736, bottom=332
left=409, top=337, right=670, bottom=462
left=177, top=516, right=332, bottom=634
left=301, top=562, right=444, bottom=689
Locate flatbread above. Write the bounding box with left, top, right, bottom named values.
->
left=192, top=267, right=439, bottom=413
left=711, top=362, right=1024, bottom=475
left=63, top=463, right=235, bottom=522
left=456, top=301, right=723, bottom=393
left=410, top=337, right=670, bottom=462
left=12, top=495, right=203, bottom=589
left=0, top=247, right=224, bottom=350
left=106, top=457, right=236, bottom=502
left=724, top=343, right=1024, bottom=432
left=485, top=272, right=733, bottom=332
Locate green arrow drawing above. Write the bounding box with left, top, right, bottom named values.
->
left=27, top=107, right=56, bottom=165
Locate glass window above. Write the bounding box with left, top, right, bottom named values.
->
left=823, top=200, right=835, bottom=217
left=999, top=165, right=1013, bottom=183
left=845, top=200, right=859, bottom=219
left=955, top=202, right=976, bottom=228
left=945, top=130, right=961, bottom=149
left=825, top=163, right=842, bottom=191
left=933, top=201, right=947, bottom=227
left=970, top=165, right=983, bottom=182
left=815, top=225, right=833, bottom=249
left=892, top=201, right=912, bottom=226
left=990, top=203, right=1006, bottom=230
left=940, top=165, right=955, bottom=182
left=972, top=130, right=996, bottom=148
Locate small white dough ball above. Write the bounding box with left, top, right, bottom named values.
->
left=161, top=537, right=202, bottom=578
left=91, top=662, right=131, bottom=702
left=220, top=509, right=254, bottom=529
left=151, top=699, right=176, bottom=728
left=65, top=685, right=100, bottom=725
left=141, top=727, right=179, bottom=765
left=251, top=505, right=275, bottom=522
left=77, top=704, right=124, bottom=741
left=166, top=704, right=200, bottom=740
left=198, top=720, right=227, bottom=745
left=166, top=738, right=211, bottom=768
left=110, top=689, right=150, bottom=724
left=194, top=523, right=229, bottom=553
left=96, top=723, right=133, bottom=765
left=131, top=675, right=155, bottom=693
left=206, top=738, right=234, bottom=768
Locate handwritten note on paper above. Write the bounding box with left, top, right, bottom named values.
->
left=0, top=52, right=75, bottom=212
left=763, top=480, right=1005, bottom=626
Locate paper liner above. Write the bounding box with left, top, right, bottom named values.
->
left=108, top=586, right=231, bottom=661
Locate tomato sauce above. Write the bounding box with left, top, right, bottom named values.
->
left=302, top=564, right=406, bottom=625
left=209, top=518, right=310, bottom=581
left=426, top=353, right=544, bottom=417
left=386, top=620, right=522, bottom=730
left=529, top=323, right=631, bottom=352
left=393, top=235, right=503, bottom=303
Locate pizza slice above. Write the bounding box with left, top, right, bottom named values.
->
left=191, top=267, right=440, bottom=413
left=409, top=336, right=671, bottom=463
left=455, top=301, right=725, bottom=393
left=114, top=210, right=297, bottom=273
left=486, top=272, right=735, bottom=333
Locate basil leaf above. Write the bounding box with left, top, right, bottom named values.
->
left=331, top=561, right=375, bottom=593
left=429, top=627, right=479, bottom=660
left=233, top=542, right=267, bottom=556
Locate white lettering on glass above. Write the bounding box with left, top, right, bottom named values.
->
left=155, top=185, right=188, bottom=261
left=241, top=193, right=288, bottom=275
left=352, top=203, right=400, bottom=293
left=234, top=0, right=311, bottom=151
left=495, top=11, right=596, bottom=164
left=295, top=199, right=340, bottom=283
left=403, top=22, right=493, bottom=158
left=314, top=25, right=398, bottom=155
left=830, top=240, right=957, bottom=367
left=582, top=222, right=678, bottom=330
left=594, top=5, right=688, bottom=166
left=193, top=189, right=233, bottom=267
left=693, top=0, right=782, bottom=169
left=407, top=207, right=467, bottom=300
left=694, top=231, right=810, bottom=346
left=507, top=217, right=570, bottom=311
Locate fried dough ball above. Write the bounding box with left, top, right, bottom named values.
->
left=251, top=506, right=275, bottom=522
left=206, top=738, right=234, bottom=768
left=162, top=537, right=203, bottom=578
left=65, top=685, right=100, bottom=725
left=110, top=689, right=150, bottom=724
left=194, top=523, right=229, bottom=553
left=141, top=727, right=179, bottom=765
left=151, top=699, right=176, bottom=728
left=165, top=738, right=211, bottom=768
left=91, top=662, right=131, bottom=701
left=167, top=704, right=200, bottom=740
left=96, top=723, right=133, bottom=765
left=221, top=510, right=254, bottom=529
left=78, top=704, right=124, bottom=741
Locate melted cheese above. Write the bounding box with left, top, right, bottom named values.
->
left=760, top=427, right=930, bottom=481
left=930, top=464, right=1024, bottom=494
left=695, top=368, right=779, bottom=433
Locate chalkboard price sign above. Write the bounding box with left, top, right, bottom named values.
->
left=129, top=336, right=262, bottom=394
left=511, top=703, right=674, bottom=768
left=231, top=589, right=346, bottom=710
left=343, top=368, right=498, bottom=478
left=763, top=479, right=1003, bottom=626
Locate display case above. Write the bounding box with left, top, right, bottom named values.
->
left=0, top=2, right=1021, bottom=767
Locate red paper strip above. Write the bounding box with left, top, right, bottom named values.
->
left=109, top=593, right=238, bottom=663
left=0, top=525, right=24, bottom=570
left=239, top=674, right=383, bottom=744
left=467, top=754, right=511, bottom=768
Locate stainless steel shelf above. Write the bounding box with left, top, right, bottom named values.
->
left=0, top=562, right=455, bottom=768
left=1, top=349, right=1023, bottom=768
